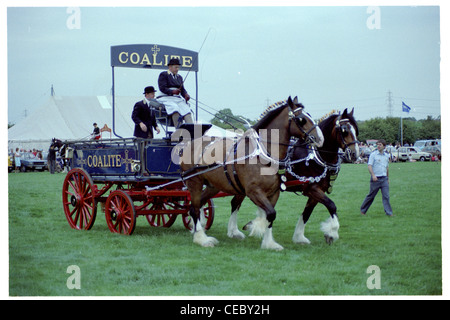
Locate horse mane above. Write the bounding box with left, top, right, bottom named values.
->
left=252, top=100, right=289, bottom=131
left=318, top=110, right=339, bottom=124
left=318, top=109, right=359, bottom=136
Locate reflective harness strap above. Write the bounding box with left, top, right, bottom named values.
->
left=223, top=141, right=246, bottom=194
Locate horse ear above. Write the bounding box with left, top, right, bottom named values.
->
left=349, top=108, right=354, bottom=117
left=293, top=96, right=298, bottom=104
left=287, top=96, right=293, bottom=106
left=342, top=108, right=348, bottom=117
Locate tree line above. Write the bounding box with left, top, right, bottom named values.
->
left=210, top=109, right=441, bottom=145
left=357, top=116, right=441, bottom=145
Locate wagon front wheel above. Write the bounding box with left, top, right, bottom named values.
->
left=105, top=190, right=136, bottom=235
left=62, top=168, right=97, bottom=230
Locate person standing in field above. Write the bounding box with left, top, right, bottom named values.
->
left=14, top=148, right=21, bottom=173
left=360, top=139, right=394, bottom=217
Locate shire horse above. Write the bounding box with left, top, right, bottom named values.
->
left=288, top=108, right=359, bottom=244
left=180, top=97, right=324, bottom=250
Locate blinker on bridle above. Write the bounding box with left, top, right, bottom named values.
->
left=335, top=118, right=359, bottom=151
left=289, top=106, right=318, bottom=144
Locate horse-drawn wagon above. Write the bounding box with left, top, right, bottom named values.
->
left=61, top=129, right=216, bottom=235
left=61, top=44, right=217, bottom=235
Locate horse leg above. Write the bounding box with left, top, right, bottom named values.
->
left=227, top=195, right=246, bottom=240
left=261, top=191, right=283, bottom=251
left=188, top=180, right=219, bottom=247
left=244, top=190, right=283, bottom=251
left=198, top=185, right=219, bottom=229
left=320, top=211, right=339, bottom=245
left=292, top=197, right=318, bottom=244
left=306, top=186, right=339, bottom=245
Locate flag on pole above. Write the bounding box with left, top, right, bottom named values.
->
left=402, top=101, right=411, bottom=113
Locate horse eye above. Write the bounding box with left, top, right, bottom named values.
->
left=298, top=117, right=307, bottom=126
left=342, top=128, right=349, bottom=136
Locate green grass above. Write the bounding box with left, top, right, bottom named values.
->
left=8, top=162, right=441, bottom=296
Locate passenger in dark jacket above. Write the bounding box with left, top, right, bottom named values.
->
left=132, top=86, right=161, bottom=138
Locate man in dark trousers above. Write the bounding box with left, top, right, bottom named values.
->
left=132, top=86, right=161, bottom=138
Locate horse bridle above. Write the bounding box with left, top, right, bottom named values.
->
left=289, top=106, right=319, bottom=145
left=335, top=118, right=359, bottom=152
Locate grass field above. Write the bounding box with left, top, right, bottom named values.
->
left=8, top=162, right=441, bottom=296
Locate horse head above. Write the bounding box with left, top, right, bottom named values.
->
left=287, top=96, right=324, bottom=148
left=334, top=108, right=359, bottom=161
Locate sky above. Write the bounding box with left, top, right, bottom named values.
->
left=5, top=3, right=443, bottom=126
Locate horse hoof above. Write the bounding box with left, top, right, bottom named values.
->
left=228, top=230, right=246, bottom=240
left=261, top=242, right=284, bottom=251
left=242, top=221, right=252, bottom=231
left=203, top=237, right=219, bottom=247
left=324, top=235, right=334, bottom=245
left=293, top=236, right=311, bottom=245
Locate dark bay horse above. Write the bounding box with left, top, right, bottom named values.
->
left=180, top=96, right=324, bottom=250
left=287, top=108, right=359, bottom=244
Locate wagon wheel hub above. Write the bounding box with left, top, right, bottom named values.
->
left=70, top=195, right=78, bottom=207
left=110, top=210, right=118, bottom=222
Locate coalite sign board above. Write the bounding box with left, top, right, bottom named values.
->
left=111, top=44, right=198, bottom=71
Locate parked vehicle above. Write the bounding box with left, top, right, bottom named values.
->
left=397, top=146, right=432, bottom=162
left=20, top=152, right=47, bottom=172
left=414, top=139, right=440, bottom=151
left=422, top=145, right=441, bottom=159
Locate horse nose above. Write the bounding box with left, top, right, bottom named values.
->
left=314, top=129, right=324, bottom=148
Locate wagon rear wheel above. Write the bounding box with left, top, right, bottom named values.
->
left=182, top=199, right=215, bottom=231
left=62, top=168, right=97, bottom=230
left=105, top=190, right=136, bottom=235
left=145, top=200, right=178, bottom=228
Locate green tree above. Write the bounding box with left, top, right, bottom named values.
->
left=357, top=116, right=440, bottom=145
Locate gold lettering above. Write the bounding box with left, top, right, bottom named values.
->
left=116, top=155, right=122, bottom=167
left=108, top=154, right=114, bottom=167
left=97, top=155, right=103, bottom=167
left=164, top=55, right=169, bottom=66
left=92, top=155, right=98, bottom=167
left=182, top=56, right=193, bottom=68
left=152, top=54, right=163, bottom=66
left=140, top=53, right=151, bottom=66
left=130, top=52, right=140, bottom=64
left=87, top=155, right=92, bottom=167
left=105, top=155, right=110, bottom=167
left=118, top=52, right=128, bottom=64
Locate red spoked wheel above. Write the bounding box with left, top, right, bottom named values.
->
left=182, top=199, right=215, bottom=231
left=105, top=190, right=136, bottom=235
left=62, top=168, right=97, bottom=230
left=145, top=199, right=178, bottom=228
